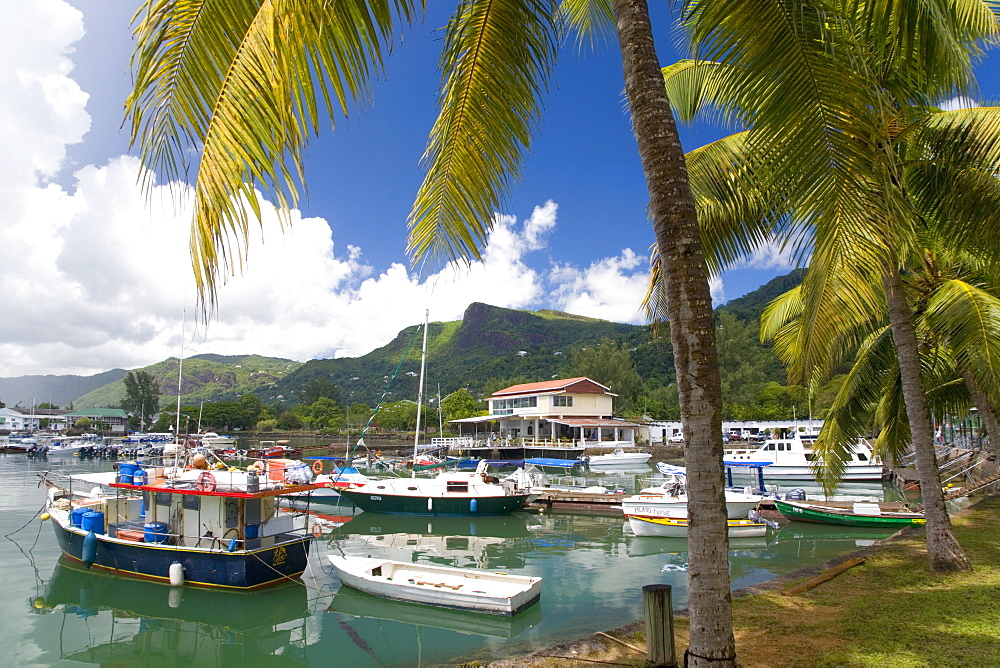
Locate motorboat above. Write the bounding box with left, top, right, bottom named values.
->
left=198, top=432, right=237, bottom=447
left=620, top=463, right=766, bottom=519
left=583, top=448, right=652, bottom=468
left=328, top=555, right=542, bottom=615
left=337, top=460, right=535, bottom=516
left=724, top=433, right=885, bottom=481
left=39, top=460, right=321, bottom=589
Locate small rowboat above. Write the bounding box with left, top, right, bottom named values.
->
left=773, top=498, right=926, bottom=527
left=328, top=556, right=542, bottom=616
left=626, top=514, right=770, bottom=538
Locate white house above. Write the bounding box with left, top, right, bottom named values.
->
left=450, top=377, right=640, bottom=448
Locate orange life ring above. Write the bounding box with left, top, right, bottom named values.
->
left=312, top=523, right=323, bottom=537
left=197, top=471, right=216, bottom=492
left=312, top=460, right=324, bottom=475
left=251, top=460, right=267, bottom=472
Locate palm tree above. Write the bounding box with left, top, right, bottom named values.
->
left=126, top=0, right=737, bottom=662
left=660, top=0, right=1000, bottom=570
left=761, top=245, right=1000, bottom=489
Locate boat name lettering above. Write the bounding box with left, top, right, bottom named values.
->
left=370, top=495, right=382, bottom=501
left=272, top=546, right=287, bottom=567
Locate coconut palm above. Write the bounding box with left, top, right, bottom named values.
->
left=761, top=246, right=1000, bottom=489
left=126, top=0, right=737, bottom=662
left=657, top=0, right=1000, bottom=570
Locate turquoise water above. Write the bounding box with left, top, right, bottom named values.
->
left=0, top=454, right=899, bottom=666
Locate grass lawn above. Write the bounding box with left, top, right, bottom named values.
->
left=482, top=495, right=1000, bottom=668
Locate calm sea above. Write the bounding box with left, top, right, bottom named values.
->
left=0, top=452, right=900, bottom=667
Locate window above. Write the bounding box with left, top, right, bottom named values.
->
left=446, top=481, right=469, bottom=493
left=764, top=443, right=775, bottom=451
left=553, top=396, right=573, bottom=407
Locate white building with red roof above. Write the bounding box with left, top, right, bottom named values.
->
left=450, top=377, right=641, bottom=452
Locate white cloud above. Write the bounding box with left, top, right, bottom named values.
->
left=0, top=1, right=658, bottom=379
left=740, top=237, right=797, bottom=271
left=940, top=96, right=978, bottom=111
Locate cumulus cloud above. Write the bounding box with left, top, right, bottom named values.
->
left=0, top=1, right=661, bottom=378
left=939, top=96, right=978, bottom=111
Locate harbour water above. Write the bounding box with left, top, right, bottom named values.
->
left=0, top=453, right=902, bottom=667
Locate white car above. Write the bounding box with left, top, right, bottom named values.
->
left=667, top=433, right=685, bottom=443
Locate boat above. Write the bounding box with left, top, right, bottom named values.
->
left=583, top=448, right=652, bottom=468
left=724, top=432, right=885, bottom=481
left=39, top=460, right=322, bottom=589
left=328, top=555, right=542, bottom=615
left=626, top=514, right=771, bottom=538
left=773, top=498, right=926, bottom=527
left=198, top=432, right=237, bottom=447
left=45, top=433, right=105, bottom=457
left=620, top=463, right=766, bottom=519
left=337, top=460, right=536, bottom=515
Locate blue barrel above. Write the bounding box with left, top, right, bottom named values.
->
left=144, top=522, right=169, bottom=543
left=82, top=511, right=105, bottom=534
left=244, top=523, right=260, bottom=540
left=118, top=462, right=139, bottom=485
left=70, top=507, right=88, bottom=528
left=132, top=469, right=148, bottom=486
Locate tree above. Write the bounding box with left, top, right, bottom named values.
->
left=126, top=1, right=735, bottom=661
left=300, top=376, right=340, bottom=406
left=662, top=1, right=1000, bottom=572
left=36, top=402, right=59, bottom=409
left=121, top=370, right=161, bottom=430
left=74, top=417, right=92, bottom=431
left=570, top=339, right=643, bottom=413
left=441, top=388, right=483, bottom=423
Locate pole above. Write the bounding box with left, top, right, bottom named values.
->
left=642, top=584, right=677, bottom=667
left=412, top=310, right=429, bottom=478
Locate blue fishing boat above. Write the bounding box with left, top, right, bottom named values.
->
left=40, top=462, right=321, bottom=589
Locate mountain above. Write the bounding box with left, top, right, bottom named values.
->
left=0, top=272, right=804, bottom=410
left=264, top=302, right=658, bottom=405
left=73, top=355, right=302, bottom=410
left=0, top=369, right=128, bottom=409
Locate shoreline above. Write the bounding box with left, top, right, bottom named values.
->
left=466, top=497, right=994, bottom=668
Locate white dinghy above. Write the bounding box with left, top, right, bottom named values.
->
left=328, top=555, right=542, bottom=616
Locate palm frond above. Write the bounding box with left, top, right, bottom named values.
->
left=407, top=0, right=560, bottom=267
left=559, top=0, right=613, bottom=51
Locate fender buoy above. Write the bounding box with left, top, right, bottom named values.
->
left=312, top=523, right=323, bottom=537
left=312, top=460, right=324, bottom=475
left=197, top=471, right=216, bottom=492
left=169, top=560, right=185, bottom=587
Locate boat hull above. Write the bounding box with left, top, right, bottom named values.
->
left=338, top=488, right=531, bottom=516
left=621, top=497, right=760, bottom=520
left=627, top=515, right=768, bottom=538
left=773, top=499, right=927, bottom=527
left=51, top=520, right=311, bottom=589
left=330, top=556, right=541, bottom=615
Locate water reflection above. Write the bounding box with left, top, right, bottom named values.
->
left=34, top=559, right=310, bottom=666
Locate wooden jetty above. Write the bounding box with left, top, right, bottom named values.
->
left=529, top=489, right=626, bottom=515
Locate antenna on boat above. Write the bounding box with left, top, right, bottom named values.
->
left=172, top=307, right=186, bottom=470
left=412, top=309, right=429, bottom=479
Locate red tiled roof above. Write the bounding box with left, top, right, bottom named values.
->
left=491, top=377, right=613, bottom=397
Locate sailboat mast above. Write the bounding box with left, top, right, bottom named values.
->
left=412, top=309, right=429, bottom=478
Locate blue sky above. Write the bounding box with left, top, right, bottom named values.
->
left=1, top=1, right=997, bottom=378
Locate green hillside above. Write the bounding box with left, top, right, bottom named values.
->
left=74, top=354, right=302, bottom=409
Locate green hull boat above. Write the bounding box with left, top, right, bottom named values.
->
left=774, top=498, right=926, bottom=527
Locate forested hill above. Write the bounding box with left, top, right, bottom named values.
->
left=0, top=272, right=804, bottom=412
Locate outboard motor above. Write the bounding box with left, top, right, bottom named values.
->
left=784, top=487, right=807, bottom=501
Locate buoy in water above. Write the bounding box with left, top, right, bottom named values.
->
left=40, top=513, right=50, bottom=521
left=82, top=531, right=97, bottom=568
left=169, top=561, right=185, bottom=587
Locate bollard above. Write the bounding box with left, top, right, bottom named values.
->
left=642, top=584, right=677, bottom=667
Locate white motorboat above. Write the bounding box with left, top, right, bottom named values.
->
left=620, top=464, right=766, bottom=519
left=584, top=448, right=652, bottom=468
left=626, top=514, right=770, bottom=538
left=198, top=432, right=238, bottom=447
left=724, top=433, right=885, bottom=481
left=328, top=555, right=542, bottom=615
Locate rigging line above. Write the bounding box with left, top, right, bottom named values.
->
left=348, top=319, right=424, bottom=459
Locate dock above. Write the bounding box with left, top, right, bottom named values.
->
left=529, top=489, right=626, bottom=515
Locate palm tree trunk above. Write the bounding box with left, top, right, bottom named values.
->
left=883, top=270, right=970, bottom=571
left=611, top=0, right=735, bottom=664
